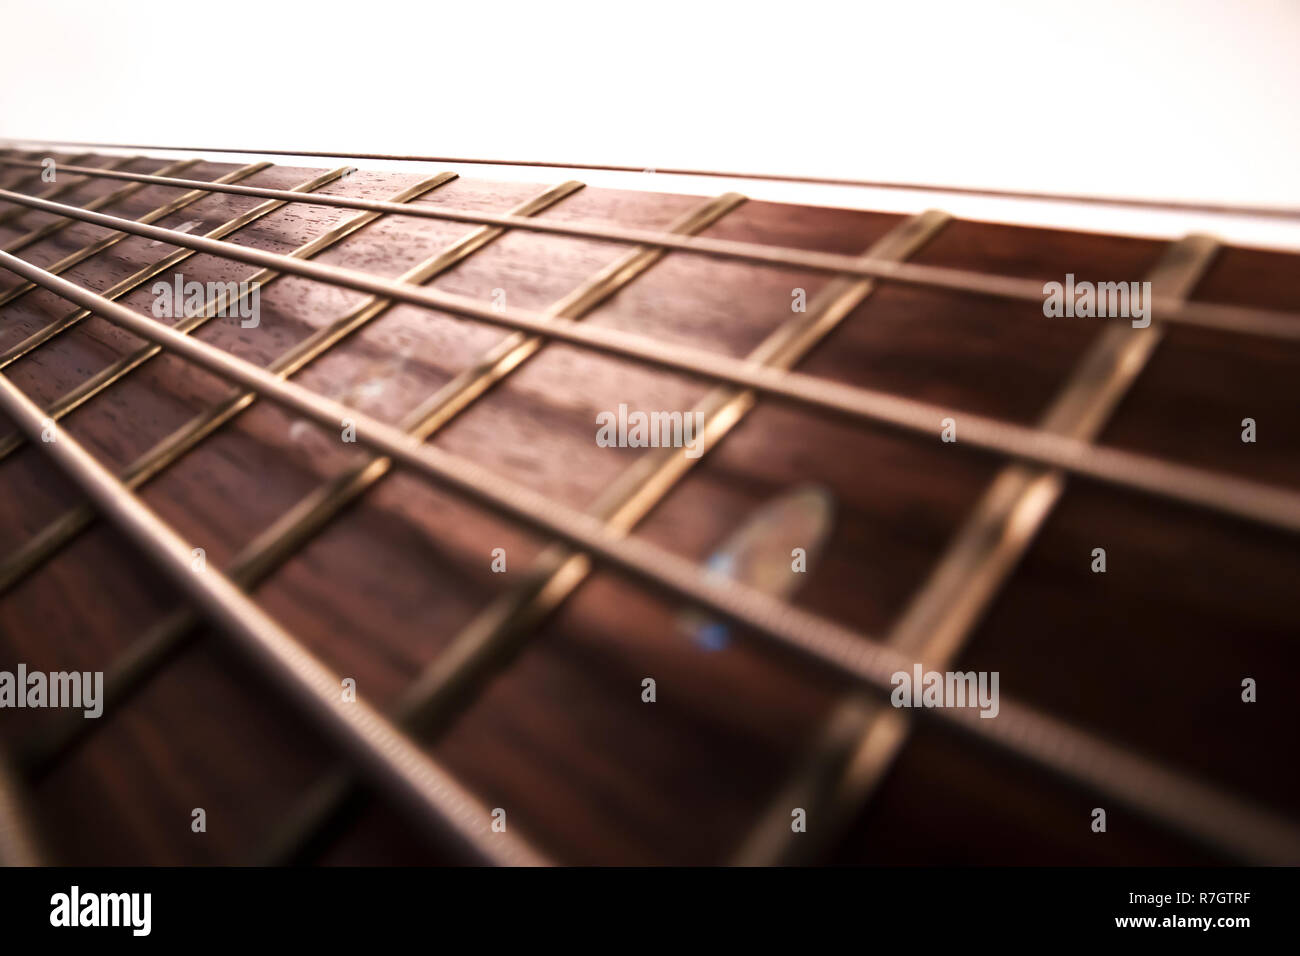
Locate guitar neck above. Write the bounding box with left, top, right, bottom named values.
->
left=0, top=147, right=1296, bottom=867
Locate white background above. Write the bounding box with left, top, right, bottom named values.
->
left=2, top=0, right=1297, bottom=245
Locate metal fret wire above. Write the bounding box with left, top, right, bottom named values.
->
left=3, top=250, right=1298, bottom=865
left=0, top=179, right=577, bottom=596
left=1, top=159, right=1298, bottom=343
left=1, top=157, right=199, bottom=257
left=2, top=189, right=1299, bottom=538
left=5, top=140, right=1298, bottom=220
left=733, top=234, right=1225, bottom=864
left=255, top=209, right=950, bottom=864
left=0, top=159, right=269, bottom=312
left=0, top=172, right=459, bottom=464
left=17, top=177, right=594, bottom=770
left=0, top=370, right=548, bottom=866
left=0, top=161, right=298, bottom=368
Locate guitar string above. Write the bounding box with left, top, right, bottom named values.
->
left=2, top=158, right=1298, bottom=344
left=253, top=209, right=952, bottom=865
left=3, top=249, right=1298, bottom=865
left=1, top=188, right=1299, bottom=540
left=733, top=234, right=1224, bottom=864
left=6, top=139, right=1299, bottom=221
